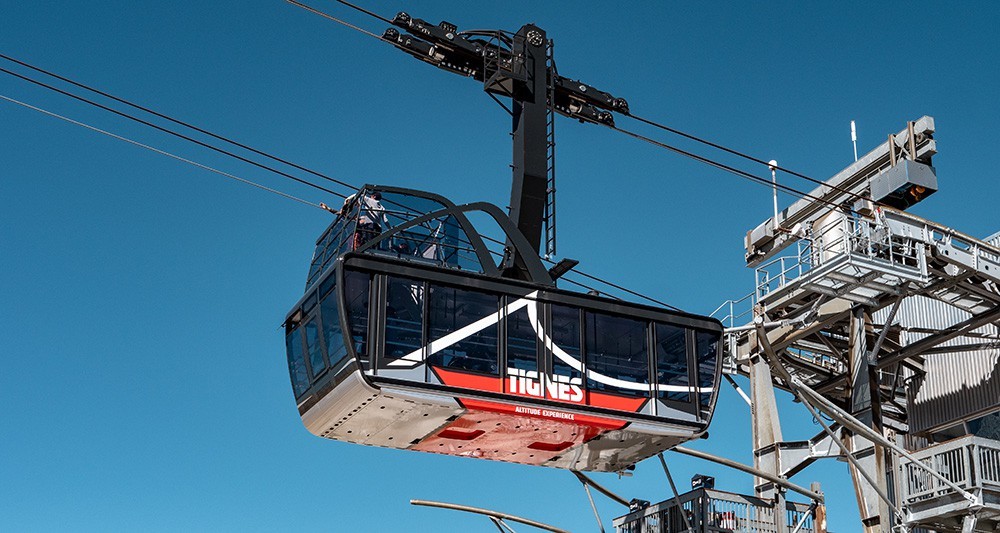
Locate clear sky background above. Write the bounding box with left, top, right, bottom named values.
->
left=2, top=1, right=998, bottom=531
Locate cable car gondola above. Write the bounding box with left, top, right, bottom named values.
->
left=284, top=185, right=722, bottom=472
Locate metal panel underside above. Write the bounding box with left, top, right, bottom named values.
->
left=300, top=371, right=698, bottom=472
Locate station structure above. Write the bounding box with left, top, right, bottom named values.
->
left=614, top=117, right=1000, bottom=532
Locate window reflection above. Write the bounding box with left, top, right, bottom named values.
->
left=506, top=304, right=538, bottom=373
left=550, top=305, right=582, bottom=382
left=305, top=318, right=326, bottom=379
left=321, top=290, right=349, bottom=372
left=285, top=327, right=309, bottom=398
left=427, top=284, right=499, bottom=375
left=383, top=276, right=424, bottom=367
left=696, top=331, right=719, bottom=408
left=655, top=324, right=689, bottom=403
left=586, top=312, right=649, bottom=397
left=344, top=271, right=371, bottom=369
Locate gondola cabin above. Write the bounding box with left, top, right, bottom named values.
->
left=284, top=186, right=722, bottom=472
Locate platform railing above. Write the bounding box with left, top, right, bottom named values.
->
left=613, top=488, right=814, bottom=533
left=752, top=211, right=930, bottom=301
left=711, top=292, right=756, bottom=329
left=901, top=436, right=1000, bottom=504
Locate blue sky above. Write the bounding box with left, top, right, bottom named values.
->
left=2, top=1, right=998, bottom=531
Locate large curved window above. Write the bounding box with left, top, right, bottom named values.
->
left=696, top=331, right=719, bottom=408
left=285, top=326, right=309, bottom=398
left=427, top=284, right=499, bottom=375
left=304, top=318, right=326, bottom=379
left=586, top=312, right=649, bottom=397
left=320, top=289, right=349, bottom=373
left=344, top=271, right=372, bottom=369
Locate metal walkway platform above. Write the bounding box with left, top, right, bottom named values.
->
left=719, top=207, right=1000, bottom=407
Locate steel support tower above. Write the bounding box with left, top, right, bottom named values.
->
left=715, top=117, right=1000, bottom=532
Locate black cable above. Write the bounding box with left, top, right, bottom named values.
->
left=0, top=53, right=454, bottom=223
left=0, top=93, right=321, bottom=209
left=0, top=52, right=364, bottom=197
left=287, top=0, right=393, bottom=43
left=0, top=65, right=346, bottom=199
left=329, top=0, right=392, bottom=24
left=2, top=22, right=840, bottom=309
left=625, top=113, right=878, bottom=206
left=479, top=232, right=681, bottom=311
left=0, top=54, right=523, bottom=258
left=563, top=266, right=681, bottom=311
left=1, top=51, right=680, bottom=311
left=286, top=0, right=848, bottom=216
left=475, top=233, right=653, bottom=307
left=626, top=114, right=887, bottom=211
left=607, top=122, right=855, bottom=214
left=284, top=0, right=876, bottom=215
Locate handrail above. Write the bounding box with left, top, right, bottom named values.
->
left=900, top=435, right=1000, bottom=503
left=410, top=499, right=570, bottom=533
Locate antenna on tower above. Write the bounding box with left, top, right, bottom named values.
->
left=851, top=120, right=858, bottom=161
left=768, top=159, right=779, bottom=229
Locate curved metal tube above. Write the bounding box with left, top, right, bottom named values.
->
left=671, top=446, right=825, bottom=503
left=410, top=499, right=570, bottom=533
left=355, top=200, right=553, bottom=285
left=571, top=470, right=630, bottom=508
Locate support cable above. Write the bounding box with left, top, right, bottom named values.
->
left=570, top=471, right=630, bottom=508
left=0, top=93, right=321, bottom=209
left=328, top=0, right=392, bottom=24
left=624, top=113, right=877, bottom=206
left=791, top=502, right=818, bottom=533
left=657, top=453, right=694, bottom=532
left=790, top=380, right=902, bottom=521
left=608, top=123, right=853, bottom=214
left=581, top=483, right=606, bottom=533
left=279, top=1, right=859, bottom=217
left=0, top=65, right=347, bottom=199
left=671, top=446, right=824, bottom=503
left=757, top=320, right=979, bottom=521
left=1, top=56, right=671, bottom=311
left=0, top=53, right=360, bottom=197
left=793, top=376, right=980, bottom=504
left=489, top=516, right=518, bottom=533
left=723, top=374, right=753, bottom=408
left=287, top=0, right=393, bottom=43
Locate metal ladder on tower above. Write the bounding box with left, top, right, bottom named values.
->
left=543, top=38, right=557, bottom=259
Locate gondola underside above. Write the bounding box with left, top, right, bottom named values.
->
left=302, top=369, right=699, bottom=472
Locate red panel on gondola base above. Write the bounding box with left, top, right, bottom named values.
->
left=410, top=400, right=615, bottom=467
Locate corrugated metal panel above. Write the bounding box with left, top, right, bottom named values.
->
left=875, top=295, right=1000, bottom=434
